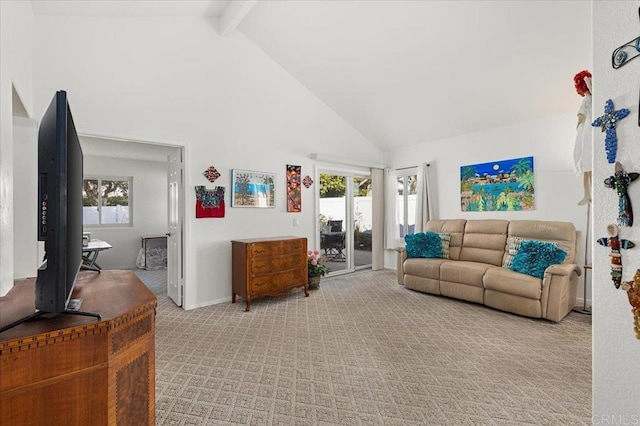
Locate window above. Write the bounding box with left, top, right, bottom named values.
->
left=83, top=177, right=132, bottom=227
left=397, top=173, right=417, bottom=237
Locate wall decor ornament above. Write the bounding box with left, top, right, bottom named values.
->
left=597, top=224, right=635, bottom=289
left=460, top=156, right=534, bottom=212
left=231, top=169, right=275, bottom=208
left=610, top=7, right=640, bottom=126
left=194, top=185, right=225, bottom=218
left=203, top=166, right=221, bottom=183
left=303, top=175, right=314, bottom=188
left=592, top=99, right=630, bottom=163
left=611, top=7, right=640, bottom=67
left=621, top=269, right=640, bottom=339
left=286, top=165, right=302, bottom=213
left=604, top=162, right=639, bottom=227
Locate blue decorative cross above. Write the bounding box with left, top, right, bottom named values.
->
left=592, top=99, right=630, bottom=164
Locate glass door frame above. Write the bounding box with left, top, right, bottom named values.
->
left=315, top=164, right=372, bottom=276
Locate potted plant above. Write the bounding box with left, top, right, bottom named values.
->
left=307, top=250, right=328, bottom=290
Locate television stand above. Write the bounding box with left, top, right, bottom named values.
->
left=0, top=270, right=157, bottom=425
left=0, top=308, right=101, bottom=334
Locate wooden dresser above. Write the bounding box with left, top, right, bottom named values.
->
left=232, top=236, right=308, bottom=311
left=0, top=270, right=156, bottom=425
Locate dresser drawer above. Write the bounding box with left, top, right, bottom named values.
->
left=250, top=269, right=307, bottom=294
left=251, top=256, right=304, bottom=275
left=249, top=240, right=306, bottom=258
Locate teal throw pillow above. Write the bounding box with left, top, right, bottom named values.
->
left=509, top=240, right=567, bottom=279
left=404, top=232, right=443, bottom=259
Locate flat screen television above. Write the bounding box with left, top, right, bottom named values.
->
left=35, top=90, right=84, bottom=313
left=0, top=91, right=99, bottom=334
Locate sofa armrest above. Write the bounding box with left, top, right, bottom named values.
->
left=396, top=247, right=407, bottom=285
left=545, top=263, right=582, bottom=278
left=541, top=263, right=580, bottom=322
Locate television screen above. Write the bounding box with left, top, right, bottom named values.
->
left=35, top=90, right=84, bottom=314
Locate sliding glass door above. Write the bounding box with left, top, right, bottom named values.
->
left=318, top=168, right=372, bottom=275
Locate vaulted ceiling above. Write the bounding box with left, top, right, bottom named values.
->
left=31, top=0, right=592, bottom=152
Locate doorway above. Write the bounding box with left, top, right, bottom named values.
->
left=317, top=168, right=373, bottom=276
left=78, top=135, right=186, bottom=306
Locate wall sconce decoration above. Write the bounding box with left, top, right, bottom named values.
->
left=621, top=270, right=640, bottom=339
left=604, top=162, right=639, bottom=227
left=597, top=223, right=635, bottom=289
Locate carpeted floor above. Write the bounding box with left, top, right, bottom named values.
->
left=144, top=269, right=591, bottom=425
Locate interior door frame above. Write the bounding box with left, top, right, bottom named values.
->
left=315, top=164, right=372, bottom=276
left=78, top=132, right=190, bottom=307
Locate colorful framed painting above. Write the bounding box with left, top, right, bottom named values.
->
left=286, top=165, right=302, bottom=212
left=460, top=156, right=535, bottom=212
left=231, top=169, right=275, bottom=208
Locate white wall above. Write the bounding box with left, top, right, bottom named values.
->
left=12, top=117, right=39, bottom=279
left=0, top=1, right=34, bottom=296
left=384, top=114, right=591, bottom=303
left=593, top=1, right=640, bottom=419
left=82, top=155, right=168, bottom=270
left=30, top=15, right=383, bottom=309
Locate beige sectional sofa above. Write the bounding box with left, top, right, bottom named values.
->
left=396, top=219, right=580, bottom=322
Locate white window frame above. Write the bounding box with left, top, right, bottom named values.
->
left=83, top=175, right=133, bottom=228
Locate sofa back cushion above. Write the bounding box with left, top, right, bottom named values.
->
left=425, top=219, right=466, bottom=260
left=459, top=220, right=509, bottom=266
left=506, top=220, right=577, bottom=264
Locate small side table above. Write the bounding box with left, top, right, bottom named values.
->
left=574, top=264, right=592, bottom=314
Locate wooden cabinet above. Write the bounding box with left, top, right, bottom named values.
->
left=0, top=270, right=156, bottom=425
left=232, top=236, right=308, bottom=311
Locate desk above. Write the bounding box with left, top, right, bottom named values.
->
left=82, top=240, right=112, bottom=272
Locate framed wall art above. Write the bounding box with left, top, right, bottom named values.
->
left=286, top=165, right=302, bottom=212
left=460, top=156, right=535, bottom=212
left=231, top=169, right=276, bottom=208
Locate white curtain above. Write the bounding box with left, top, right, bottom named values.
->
left=371, top=168, right=385, bottom=270
left=414, top=163, right=432, bottom=233
left=384, top=168, right=399, bottom=249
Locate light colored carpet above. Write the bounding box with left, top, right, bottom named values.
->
left=150, top=269, right=591, bottom=425
left=134, top=268, right=167, bottom=296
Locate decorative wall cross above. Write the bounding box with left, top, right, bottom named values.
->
left=604, top=162, right=639, bottom=227
left=593, top=100, right=630, bottom=163
left=611, top=6, right=640, bottom=126
left=598, top=224, right=635, bottom=289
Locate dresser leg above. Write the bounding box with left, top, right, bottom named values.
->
left=304, top=285, right=309, bottom=297
left=232, top=293, right=236, bottom=303
left=245, top=297, right=251, bottom=312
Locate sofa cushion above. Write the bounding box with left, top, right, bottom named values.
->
left=440, top=261, right=494, bottom=288
left=458, top=220, right=509, bottom=266
left=403, top=258, right=447, bottom=280
left=508, top=220, right=577, bottom=264
left=502, top=236, right=524, bottom=268
left=405, top=232, right=442, bottom=258
left=425, top=219, right=466, bottom=260
left=484, top=267, right=543, bottom=300
left=509, top=240, right=567, bottom=279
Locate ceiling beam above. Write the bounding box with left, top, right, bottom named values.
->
left=219, top=0, right=257, bottom=36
